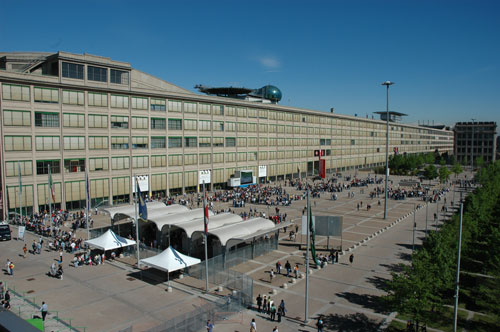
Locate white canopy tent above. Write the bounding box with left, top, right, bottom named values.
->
left=140, top=246, right=201, bottom=274
left=85, top=229, right=136, bottom=251
left=178, top=213, right=243, bottom=238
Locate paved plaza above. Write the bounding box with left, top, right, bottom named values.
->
left=0, top=171, right=469, bottom=331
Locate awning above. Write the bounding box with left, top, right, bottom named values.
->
left=193, top=217, right=276, bottom=246
left=85, top=229, right=136, bottom=251
left=176, top=213, right=243, bottom=238
left=149, top=208, right=215, bottom=231
left=140, top=246, right=201, bottom=273
left=103, top=202, right=189, bottom=220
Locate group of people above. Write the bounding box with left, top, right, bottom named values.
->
left=0, top=282, right=11, bottom=310
left=255, top=295, right=287, bottom=322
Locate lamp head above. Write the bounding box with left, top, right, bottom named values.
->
left=381, top=81, right=394, bottom=86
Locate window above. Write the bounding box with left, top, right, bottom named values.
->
left=131, top=97, right=148, bottom=110
left=89, top=157, right=109, bottom=172
left=35, top=136, right=58, bottom=151
left=151, top=118, right=166, bottom=130
left=226, top=122, right=236, bottom=132
left=151, top=155, right=166, bottom=167
left=247, top=123, right=257, bottom=132
left=87, top=66, right=107, bottom=82
left=110, top=95, right=129, bottom=108
left=184, top=154, right=197, bottom=165
left=184, top=102, right=197, bottom=113
left=36, top=160, right=60, bottom=175
left=199, top=137, right=211, bottom=147
left=248, top=137, right=257, bottom=147
left=111, top=136, right=129, bottom=149
left=112, top=157, right=130, bottom=170
left=2, top=84, right=30, bottom=101
left=226, top=107, right=235, bottom=117
left=151, top=98, right=166, bottom=111
left=62, top=90, right=84, bottom=105
left=259, top=109, right=268, bottom=119
left=131, top=116, right=148, bottom=129
left=111, top=115, right=129, bottom=128
left=248, top=152, right=257, bottom=161
left=62, top=62, right=84, bottom=79
left=237, top=122, right=247, bottom=132
left=88, top=136, right=108, bottom=150
left=110, top=69, right=129, bottom=84
left=199, top=120, right=211, bottom=131
left=168, top=137, right=182, bottom=148
left=35, top=112, right=59, bottom=127
left=248, top=109, right=258, bottom=118
left=199, top=104, right=211, bottom=115
left=64, top=159, right=85, bottom=173
left=213, top=121, right=224, bottom=131
left=34, top=87, right=58, bottom=103
left=168, top=119, right=182, bottom=130
left=237, top=137, right=247, bottom=147
left=151, top=136, right=166, bottom=149
left=132, top=136, right=148, bottom=149
left=185, top=137, right=197, bottom=147
left=213, top=153, right=224, bottom=163
left=64, top=136, right=85, bottom=150
left=63, top=113, right=84, bottom=128
left=88, top=114, right=108, bottom=128
left=199, top=153, right=211, bottom=164
left=168, top=100, right=182, bottom=112
left=213, top=137, right=224, bottom=147
left=132, top=156, right=148, bottom=168
left=168, top=154, right=183, bottom=166
left=184, top=119, right=197, bottom=131
left=259, top=137, right=268, bottom=146
left=237, top=108, right=247, bottom=117
left=225, top=137, right=236, bottom=147
left=226, top=152, right=236, bottom=162
left=5, top=160, right=33, bottom=177
left=3, top=110, right=30, bottom=126
left=237, top=152, right=246, bottom=161
left=213, top=105, right=224, bottom=116
left=88, top=92, right=108, bottom=107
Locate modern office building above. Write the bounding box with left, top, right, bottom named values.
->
left=0, top=51, right=454, bottom=217
left=453, top=121, right=497, bottom=166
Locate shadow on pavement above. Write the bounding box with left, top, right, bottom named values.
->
left=380, top=263, right=405, bottom=273
left=397, top=251, right=412, bottom=261
left=366, top=275, right=390, bottom=291
left=323, top=312, right=382, bottom=332
left=336, top=292, right=388, bottom=314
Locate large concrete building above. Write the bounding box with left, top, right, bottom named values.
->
left=453, top=121, right=497, bottom=166
left=0, top=51, right=454, bottom=217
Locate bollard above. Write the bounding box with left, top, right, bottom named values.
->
left=291, top=278, right=297, bottom=284
left=178, top=274, right=184, bottom=280
left=282, top=283, right=288, bottom=289
left=272, top=289, right=277, bottom=295
left=217, top=285, right=223, bottom=292
left=167, top=286, right=173, bottom=293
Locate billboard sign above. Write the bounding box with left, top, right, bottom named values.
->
left=133, top=175, right=149, bottom=193
left=258, top=165, right=267, bottom=177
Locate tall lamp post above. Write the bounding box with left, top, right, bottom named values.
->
left=470, top=118, right=475, bottom=170
left=382, top=81, right=394, bottom=220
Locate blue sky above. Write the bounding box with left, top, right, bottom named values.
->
left=1, top=0, right=499, bottom=130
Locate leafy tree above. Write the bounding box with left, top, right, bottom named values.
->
left=439, top=166, right=451, bottom=184
left=439, top=158, right=446, bottom=166
left=424, top=153, right=435, bottom=165
left=424, top=165, right=438, bottom=183
left=451, top=163, right=463, bottom=178
left=449, top=155, right=457, bottom=166
left=475, top=156, right=485, bottom=168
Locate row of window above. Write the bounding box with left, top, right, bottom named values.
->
left=62, top=62, right=129, bottom=85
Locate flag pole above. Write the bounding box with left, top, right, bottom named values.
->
left=48, top=164, right=52, bottom=225
left=203, top=181, right=209, bottom=293
left=18, top=161, right=23, bottom=224
left=86, top=170, right=90, bottom=241
left=304, top=188, right=310, bottom=323
left=134, top=176, right=140, bottom=268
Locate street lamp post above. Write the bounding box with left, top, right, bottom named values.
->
left=470, top=119, right=475, bottom=170
left=382, top=81, right=394, bottom=220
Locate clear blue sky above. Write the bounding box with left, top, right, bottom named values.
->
left=1, top=0, right=499, bottom=130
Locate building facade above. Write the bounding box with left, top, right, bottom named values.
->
left=453, top=121, right=497, bottom=166
left=0, top=52, right=454, bottom=217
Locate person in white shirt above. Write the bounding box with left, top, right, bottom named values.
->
left=40, top=302, right=48, bottom=321
left=250, top=318, right=257, bottom=332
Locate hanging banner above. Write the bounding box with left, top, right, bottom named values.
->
left=199, top=169, right=211, bottom=184
left=258, top=165, right=267, bottom=177
left=133, top=175, right=149, bottom=193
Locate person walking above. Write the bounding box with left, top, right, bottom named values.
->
left=279, top=300, right=286, bottom=317
left=294, top=264, right=299, bottom=278
left=250, top=318, right=257, bottom=332
left=270, top=303, right=276, bottom=321
left=349, top=254, right=354, bottom=265
left=273, top=327, right=279, bottom=332
left=316, top=316, right=324, bottom=332
left=256, top=294, right=263, bottom=312
left=206, top=319, right=214, bottom=332
left=0, top=281, right=4, bottom=300
left=59, top=249, right=63, bottom=264
left=285, top=261, right=291, bottom=277
left=276, top=261, right=281, bottom=275
left=262, top=296, right=267, bottom=314
left=40, top=301, right=48, bottom=321
left=23, top=244, right=27, bottom=258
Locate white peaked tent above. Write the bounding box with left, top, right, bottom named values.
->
left=85, top=229, right=136, bottom=251
left=140, top=246, right=201, bottom=273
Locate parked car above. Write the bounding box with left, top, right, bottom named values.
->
left=0, top=222, right=12, bottom=241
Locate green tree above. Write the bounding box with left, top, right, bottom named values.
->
left=451, top=163, right=463, bottom=178
left=439, top=158, right=446, bottom=166
left=424, top=165, right=438, bottom=183
left=439, top=166, right=451, bottom=184
left=475, top=156, right=485, bottom=168
left=424, top=153, right=435, bottom=165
